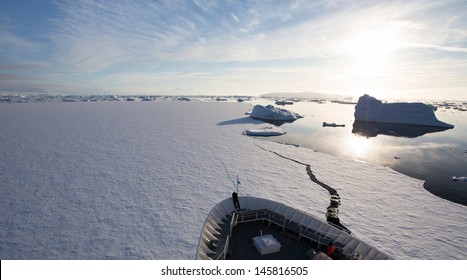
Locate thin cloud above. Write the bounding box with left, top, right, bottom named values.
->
left=0, top=64, right=42, bottom=70
left=412, top=44, right=467, bottom=53
left=230, top=12, right=240, bottom=23
left=46, top=0, right=467, bottom=66
left=46, top=0, right=336, bottom=68
left=1, top=0, right=466, bottom=98
left=0, top=29, right=45, bottom=62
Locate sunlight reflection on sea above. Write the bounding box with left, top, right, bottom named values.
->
left=251, top=99, right=467, bottom=205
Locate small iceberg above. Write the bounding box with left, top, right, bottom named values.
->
left=354, top=94, right=454, bottom=128
left=244, top=126, right=286, bottom=136
left=275, top=100, right=294, bottom=105
left=452, top=176, right=467, bottom=182
left=323, top=122, right=345, bottom=127
left=249, top=104, right=302, bottom=125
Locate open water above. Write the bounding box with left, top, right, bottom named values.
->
left=253, top=99, right=467, bottom=206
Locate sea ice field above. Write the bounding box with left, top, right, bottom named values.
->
left=0, top=101, right=465, bottom=259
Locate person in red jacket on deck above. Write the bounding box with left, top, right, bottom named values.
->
left=327, top=241, right=335, bottom=257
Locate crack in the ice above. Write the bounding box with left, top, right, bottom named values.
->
left=256, top=144, right=351, bottom=233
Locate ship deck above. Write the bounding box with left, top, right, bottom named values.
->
left=206, top=210, right=342, bottom=260
left=227, top=220, right=322, bottom=260
left=198, top=197, right=392, bottom=260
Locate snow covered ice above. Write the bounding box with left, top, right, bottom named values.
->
left=0, top=101, right=465, bottom=259
left=244, top=126, right=286, bottom=136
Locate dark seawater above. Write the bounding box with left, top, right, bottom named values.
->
left=252, top=99, right=467, bottom=206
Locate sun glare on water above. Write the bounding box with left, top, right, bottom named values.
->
left=346, top=134, right=373, bottom=160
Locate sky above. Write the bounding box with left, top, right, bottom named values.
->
left=1, top=0, right=466, bottom=100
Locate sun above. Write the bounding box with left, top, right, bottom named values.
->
left=347, top=29, right=398, bottom=76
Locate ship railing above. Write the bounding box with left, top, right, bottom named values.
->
left=214, top=235, right=230, bottom=260
left=234, top=209, right=286, bottom=229
left=199, top=197, right=391, bottom=260
left=217, top=209, right=286, bottom=258
left=208, top=211, right=240, bottom=260
left=231, top=208, right=354, bottom=249
left=230, top=212, right=238, bottom=237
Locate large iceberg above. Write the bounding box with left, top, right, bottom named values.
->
left=249, top=104, right=302, bottom=125
left=354, top=94, right=454, bottom=128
